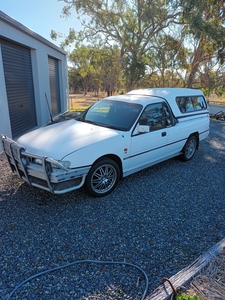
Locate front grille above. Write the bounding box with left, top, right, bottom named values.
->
left=31, top=177, right=49, bottom=188
left=54, top=178, right=83, bottom=191
left=31, top=176, right=83, bottom=192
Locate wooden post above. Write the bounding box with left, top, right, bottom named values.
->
left=146, top=238, right=225, bottom=299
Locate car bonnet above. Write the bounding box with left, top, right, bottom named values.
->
left=17, top=119, right=119, bottom=159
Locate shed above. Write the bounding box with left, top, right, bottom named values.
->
left=0, top=11, right=69, bottom=152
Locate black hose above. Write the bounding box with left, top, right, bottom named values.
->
left=6, top=259, right=149, bottom=300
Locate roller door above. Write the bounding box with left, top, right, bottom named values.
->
left=1, top=39, right=37, bottom=138
left=48, top=56, right=61, bottom=115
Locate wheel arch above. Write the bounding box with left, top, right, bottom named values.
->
left=93, top=154, right=123, bottom=179
left=180, top=132, right=199, bottom=162
left=188, top=132, right=199, bottom=149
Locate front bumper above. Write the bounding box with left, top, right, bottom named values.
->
left=1, top=135, right=90, bottom=194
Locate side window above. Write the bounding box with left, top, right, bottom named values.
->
left=186, top=97, right=194, bottom=111
left=192, top=96, right=207, bottom=110
left=139, top=102, right=171, bottom=132
left=176, top=96, right=207, bottom=113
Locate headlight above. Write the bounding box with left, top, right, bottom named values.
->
left=33, top=158, right=42, bottom=165
left=33, top=157, right=71, bottom=169
left=58, top=160, right=71, bottom=168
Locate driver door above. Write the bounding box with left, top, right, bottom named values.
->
left=128, top=102, right=172, bottom=173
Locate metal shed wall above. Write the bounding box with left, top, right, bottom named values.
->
left=0, top=10, right=69, bottom=153
left=1, top=38, right=37, bottom=138
left=48, top=56, right=61, bottom=116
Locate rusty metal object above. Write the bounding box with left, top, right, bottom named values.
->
left=161, top=277, right=177, bottom=299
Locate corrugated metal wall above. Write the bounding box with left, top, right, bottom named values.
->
left=48, top=56, right=61, bottom=116
left=1, top=39, right=37, bottom=138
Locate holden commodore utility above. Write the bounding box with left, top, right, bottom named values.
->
left=1, top=88, right=209, bottom=197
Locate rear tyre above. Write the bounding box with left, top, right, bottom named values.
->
left=85, top=158, right=120, bottom=197
left=181, top=135, right=198, bottom=161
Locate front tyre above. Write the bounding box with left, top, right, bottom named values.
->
left=181, top=135, right=198, bottom=161
left=85, top=158, right=120, bottom=197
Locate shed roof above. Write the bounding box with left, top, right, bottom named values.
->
left=0, top=10, right=67, bottom=54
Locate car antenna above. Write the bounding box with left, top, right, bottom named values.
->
left=45, top=93, right=53, bottom=123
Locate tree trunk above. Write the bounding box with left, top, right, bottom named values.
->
left=187, top=37, right=205, bottom=88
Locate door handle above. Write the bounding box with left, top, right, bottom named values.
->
left=161, top=132, right=167, bottom=137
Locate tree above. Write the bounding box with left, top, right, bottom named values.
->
left=145, top=33, right=189, bottom=87
left=61, top=0, right=181, bottom=91
left=69, top=44, right=124, bottom=95
left=54, top=0, right=225, bottom=92
left=69, top=45, right=96, bottom=95
left=68, top=67, right=82, bottom=93
left=97, top=46, right=124, bottom=96
left=178, top=0, right=225, bottom=87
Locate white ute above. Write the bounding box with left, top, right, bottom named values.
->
left=1, top=88, right=210, bottom=197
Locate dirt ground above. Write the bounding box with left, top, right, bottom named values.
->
left=70, top=93, right=107, bottom=111
left=69, top=92, right=225, bottom=113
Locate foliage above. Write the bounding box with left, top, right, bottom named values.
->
left=178, top=0, right=225, bottom=87
left=145, top=33, right=189, bottom=87
left=68, top=67, right=82, bottom=93
left=68, top=45, right=124, bottom=95
left=69, top=45, right=95, bottom=94
left=181, top=0, right=225, bottom=42
left=54, top=0, right=225, bottom=93
left=60, top=0, right=181, bottom=90
left=98, top=45, right=124, bottom=96
left=176, top=293, right=202, bottom=300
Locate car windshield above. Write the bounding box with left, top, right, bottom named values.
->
left=76, top=100, right=142, bottom=131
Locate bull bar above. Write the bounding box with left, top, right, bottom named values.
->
left=1, top=135, right=90, bottom=194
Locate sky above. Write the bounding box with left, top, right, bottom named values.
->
left=0, top=0, right=81, bottom=47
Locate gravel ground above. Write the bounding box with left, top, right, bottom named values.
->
left=0, top=119, right=225, bottom=300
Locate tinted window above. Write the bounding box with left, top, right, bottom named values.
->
left=176, top=96, right=207, bottom=113
left=139, top=102, right=172, bottom=132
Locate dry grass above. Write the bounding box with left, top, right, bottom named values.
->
left=70, top=92, right=107, bottom=112
left=208, top=94, right=225, bottom=104
left=69, top=93, right=225, bottom=112
left=180, top=250, right=225, bottom=299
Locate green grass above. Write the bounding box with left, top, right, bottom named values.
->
left=70, top=107, right=87, bottom=113
left=176, top=293, right=202, bottom=300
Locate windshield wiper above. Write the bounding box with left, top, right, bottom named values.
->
left=84, top=120, right=100, bottom=125
left=79, top=119, right=123, bottom=130
left=103, top=124, right=118, bottom=129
